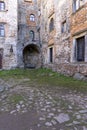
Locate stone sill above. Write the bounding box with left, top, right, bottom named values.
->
left=49, top=30, right=56, bottom=34
left=24, top=0, right=32, bottom=2
left=0, top=10, right=8, bottom=12
left=48, top=62, right=87, bottom=66
left=72, top=62, right=87, bottom=65
left=0, top=37, right=5, bottom=39
left=61, top=33, right=70, bottom=39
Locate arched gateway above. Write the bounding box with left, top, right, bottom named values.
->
left=23, top=44, right=41, bottom=68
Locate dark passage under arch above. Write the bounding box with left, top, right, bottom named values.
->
left=23, top=44, right=40, bottom=68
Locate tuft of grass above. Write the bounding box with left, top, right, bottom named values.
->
left=9, top=94, right=24, bottom=104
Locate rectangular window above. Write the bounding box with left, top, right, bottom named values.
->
left=0, top=2, right=5, bottom=11
left=0, top=24, right=5, bottom=37
left=76, top=36, right=85, bottom=61
left=49, top=47, right=53, bottom=63
left=61, top=21, right=67, bottom=33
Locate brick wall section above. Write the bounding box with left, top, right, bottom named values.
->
left=38, top=0, right=87, bottom=78
left=71, top=3, right=87, bottom=36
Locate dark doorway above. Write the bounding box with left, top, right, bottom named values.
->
left=0, top=53, right=2, bottom=69
left=23, top=44, right=40, bottom=68
left=49, top=47, right=53, bottom=63
left=76, top=36, right=85, bottom=61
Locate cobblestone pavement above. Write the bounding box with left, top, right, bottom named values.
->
left=0, top=78, right=87, bottom=130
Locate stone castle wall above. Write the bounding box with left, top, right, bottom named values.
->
left=17, top=0, right=42, bottom=68
left=39, top=0, right=87, bottom=79
left=0, top=0, right=18, bottom=69
left=39, top=0, right=71, bottom=68
left=0, top=0, right=42, bottom=69
left=0, top=0, right=87, bottom=79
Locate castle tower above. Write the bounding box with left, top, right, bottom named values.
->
left=17, top=0, right=41, bottom=68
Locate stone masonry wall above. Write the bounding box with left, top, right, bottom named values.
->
left=1, top=0, right=87, bottom=79
left=39, top=0, right=87, bottom=79
left=17, top=0, right=42, bottom=68
left=39, top=0, right=71, bottom=64
left=0, top=0, right=18, bottom=69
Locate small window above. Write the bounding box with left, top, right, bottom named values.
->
left=76, top=36, right=85, bottom=61
left=30, top=14, right=35, bottom=21
left=0, top=1, right=5, bottom=11
left=61, top=21, right=67, bottom=33
left=29, top=30, right=35, bottom=41
left=49, top=18, right=54, bottom=32
left=0, top=24, right=5, bottom=37
left=73, top=0, right=85, bottom=12
left=49, top=47, right=53, bottom=63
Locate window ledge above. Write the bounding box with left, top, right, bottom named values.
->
left=72, top=62, right=87, bottom=64
left=0, top=36, right=5, bottom=38
left=24, top=0, right=32, bottom=2
left=61, top=31, right=69, bottom=34
left=49, top=29, right=55, bottom=34
left=0, top=9, right=8, bottom=12
left=61, top=31, right=70, bottom=36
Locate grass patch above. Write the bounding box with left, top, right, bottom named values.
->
left=9, top=94, right=24, bottom=104
left=0, top=68, right=87, bottom=92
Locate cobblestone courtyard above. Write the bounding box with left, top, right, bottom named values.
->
left=0, top=69, right=87, bottom=130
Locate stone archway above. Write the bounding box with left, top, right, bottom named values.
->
left=23, top=44, right=41, bottom=68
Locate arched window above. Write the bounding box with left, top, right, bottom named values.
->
left=49, top=18, right=54, bottom=32
left=0, top=1, right=5, bottom=11
left=30, top=14, right=35, bottom=21
left=29, top=30, right=35, bottom=41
